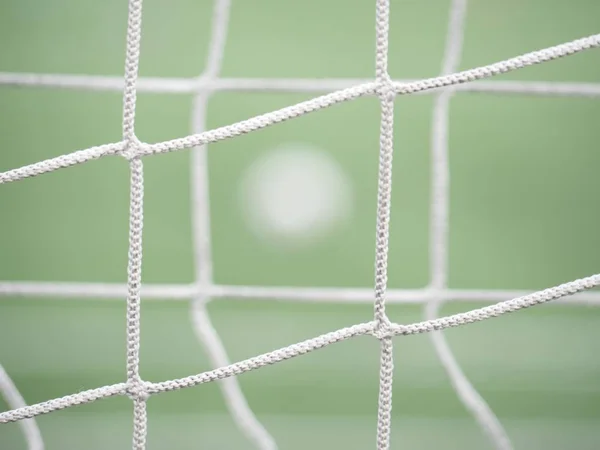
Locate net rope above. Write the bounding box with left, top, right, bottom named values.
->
left=0, top=0, right=599, bottom=449
left=426, top=1, right=512, bottom=448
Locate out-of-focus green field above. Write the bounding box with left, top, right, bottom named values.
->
left=1, top=0, right=600, bottom=449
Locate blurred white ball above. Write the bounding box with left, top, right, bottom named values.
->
left=239, top=143, right=353, bottom=247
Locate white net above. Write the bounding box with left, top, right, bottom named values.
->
left=0, top=0, right=599, bottom=449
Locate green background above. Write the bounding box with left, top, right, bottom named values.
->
left=1, top=0, right=600, bottom=448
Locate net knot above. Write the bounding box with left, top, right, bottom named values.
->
left=371, top=319, right=394, bottom=340
left=120, top=136, right=144, bottom=160
left=376, top=74, right=395, bottom=101
left=126, top=380, right=150, bottom=402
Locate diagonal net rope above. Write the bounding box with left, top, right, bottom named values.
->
left=1, top=277, right=599, bottom=441
left=1, top=35, right=599, bottom=185
left=0, top=0, right=599, bottom=449
left=0, top=364, right=43, bottom=450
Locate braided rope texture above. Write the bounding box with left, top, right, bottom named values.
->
left=0, top=0, right=599, bottom=449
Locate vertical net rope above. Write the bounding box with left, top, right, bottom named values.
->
left=120, top=1, right=148, bottom=448
left=373, top=1, right=395, bottom=449
left=426, top=0, right=514, bottom=448
left=188, top=0, right=277, bottom=448
left=1, top=0, right=600, bottom=449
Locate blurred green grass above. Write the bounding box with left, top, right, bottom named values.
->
left=1, top=0, right=600, bottom=449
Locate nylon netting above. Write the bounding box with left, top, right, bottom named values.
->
left=0, top=0, right=599, bottom=449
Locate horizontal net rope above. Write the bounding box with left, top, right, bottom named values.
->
left=1, top=0, right=599, bottom=448
left=0, top=33, right=598, bottom=186
left=1, top=75, right=600, bottom=97
left=1, top=282, right=600, bottom=305
left=1, top=271, right=599, bottom=425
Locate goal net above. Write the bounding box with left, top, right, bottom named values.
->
left=1, top=0, right=599, bottom=449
